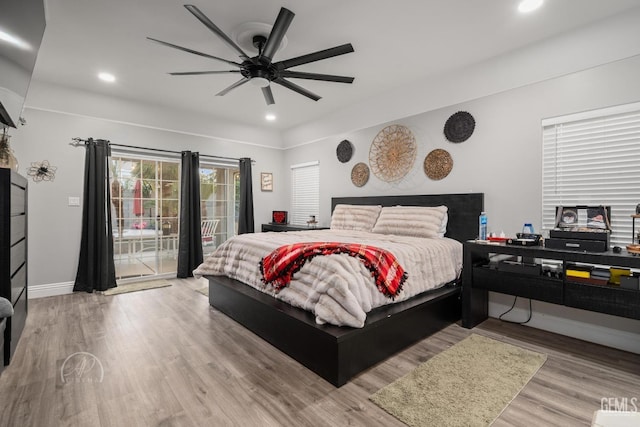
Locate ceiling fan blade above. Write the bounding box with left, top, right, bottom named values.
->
left=147, top=37, right=241, bottom=67
left=184, top=4, right=250, bottom=61
left=274, top=78, right=321, bottom=101
left=260, top=8, right=295, bottom=64
left=262, top=86, right=275, bottom=105
left=276, top=43, right=354, bottom=70
left=281, top=70, right=354, bottom=84
left=216, top=78, right=250, bottom=96
left=169, top=70, right=241, bottom=76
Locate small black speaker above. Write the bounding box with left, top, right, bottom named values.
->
left=636, top=204, right=640, bottom=214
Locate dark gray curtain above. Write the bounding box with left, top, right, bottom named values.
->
left=238, top=157, right=254, bottom=234
left=74, top=138, right=116, bottom=292
left=177, top=151, right=203, bottom=278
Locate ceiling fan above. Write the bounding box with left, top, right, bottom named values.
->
left=147, top=4, right=355, bottom=105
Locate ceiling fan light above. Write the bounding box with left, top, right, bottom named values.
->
left=265, top=113, right=276, bottom=121
left=250, top=77, right=270, bottom=88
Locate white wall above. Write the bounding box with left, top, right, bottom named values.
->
left=282, top=55, right=640, bottom=354
left=9, top=104, right=286, bottom=295
left=283, top=6, right=640, bottom=147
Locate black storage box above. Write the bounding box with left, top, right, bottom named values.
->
left=549, top=229, right=610, bottom=247
left=546, top=206, right=611, bottom=252
left=545, top=238, right=608, bottom=252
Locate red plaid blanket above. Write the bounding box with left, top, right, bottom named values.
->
left=259, top=242, right=407, bottom=299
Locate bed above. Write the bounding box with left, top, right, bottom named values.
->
left=198, top=193, right=483, bottom=386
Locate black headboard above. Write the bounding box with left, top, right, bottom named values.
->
left=331, top=193, right=484, bottom=243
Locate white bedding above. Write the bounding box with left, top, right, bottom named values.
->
left=193, top=229, right=462, bottom=328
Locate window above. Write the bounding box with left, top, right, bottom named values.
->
left=291, top=161, right=320, bottom=226
left=199, top=161, right=239, bottom=254
left=542, top=102, right=640, bottom=246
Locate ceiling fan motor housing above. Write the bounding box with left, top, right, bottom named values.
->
left=148, top=5, right=355, bottom=104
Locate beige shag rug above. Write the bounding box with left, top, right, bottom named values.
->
left=370, top=334, right=547, bottom=427
left=103, top=279, right=172, bottom=295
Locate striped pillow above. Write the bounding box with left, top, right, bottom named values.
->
left=330, top=204, right=382, bottom=232
left=372, top=205, right=448, bottom=238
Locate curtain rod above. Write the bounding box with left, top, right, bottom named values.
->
left=69, top=137, right=251, bottom=163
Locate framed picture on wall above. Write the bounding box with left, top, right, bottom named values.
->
left=261, top=172, right=273, bottom=191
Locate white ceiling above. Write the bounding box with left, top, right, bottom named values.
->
left=33, top=0, right=640, bottom=133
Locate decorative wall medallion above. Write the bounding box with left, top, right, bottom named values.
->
left=336, top=139, right=353, bottom=163
left=351, top=162, right=369, bottom=187
left=369, top=125, right=416, bottom=182
left=27, top=160, right=57, bottom=182
left=444, top=111, right=475, bottom=143
left=424, top=149, right=453, bottom=180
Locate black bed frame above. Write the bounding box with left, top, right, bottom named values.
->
left=206, top=193, right=484, bottom=386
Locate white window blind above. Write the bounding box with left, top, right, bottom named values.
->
left=542, top=102, right=640, bottom=246
left=291, top=161, right=319, bottom=226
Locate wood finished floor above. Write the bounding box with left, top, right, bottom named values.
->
left=0, top=278, right=638, bottom=427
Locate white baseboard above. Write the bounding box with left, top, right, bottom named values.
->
left=489, top=293, right=640, bottom=355
left=28, top=274, right=178, bottom=299
left=28, top=281, right=74, bottom=299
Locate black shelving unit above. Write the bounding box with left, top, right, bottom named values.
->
left=462, top=241, right=640, bottom=329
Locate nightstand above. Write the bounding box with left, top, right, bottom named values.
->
left=261, top=223, right=329, bottom=232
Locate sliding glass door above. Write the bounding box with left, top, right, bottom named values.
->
left=199, top=163, right=239, bottom=256
left=110, top=155, right=180, bottom=280
left=109, top=154, right=239, bottom=280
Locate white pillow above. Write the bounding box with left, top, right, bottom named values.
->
left=372, top=205, right=448, bottom=238
left=330, top=204, right=382, bottom=232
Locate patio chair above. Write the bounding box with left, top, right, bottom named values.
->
left=201, top=219, right=220, bottom=246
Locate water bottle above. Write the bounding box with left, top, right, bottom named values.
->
left=479, top=212, right=488, bottom=240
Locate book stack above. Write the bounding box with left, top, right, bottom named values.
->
left=565, top=264, right=610, bottom=286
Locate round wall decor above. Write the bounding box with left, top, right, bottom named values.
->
left=369, top=125, right=416, bottom=182
left=336, top=139, right=353, bottom=163
left=444, top=111, right=475, bottom=143
left=424, top=149, right=453, bottom=180
left=351, top=162, right=370, bottom=187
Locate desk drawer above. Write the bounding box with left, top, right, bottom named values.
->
left=473, top=267, right=563, bottom=304
left=10, top=214, right=25, bottom=245
left=565, top=282, right=640, bottom=320
left=10, top=240, right=25, bottom=276
left=11, top=264, right=26, bottom=304
left=10, top=185, right=25, bottom=216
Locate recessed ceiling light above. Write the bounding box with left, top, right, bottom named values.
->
left=265, top=113, right=276, bottom=121
left=518, top=0, right=543, bottom=13
left=98, top=72, right=116, bottom=83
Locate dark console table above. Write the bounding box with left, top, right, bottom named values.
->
left=261, top=223, right=329, bottom=232
left=462, top=241, right=640, bottom=329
